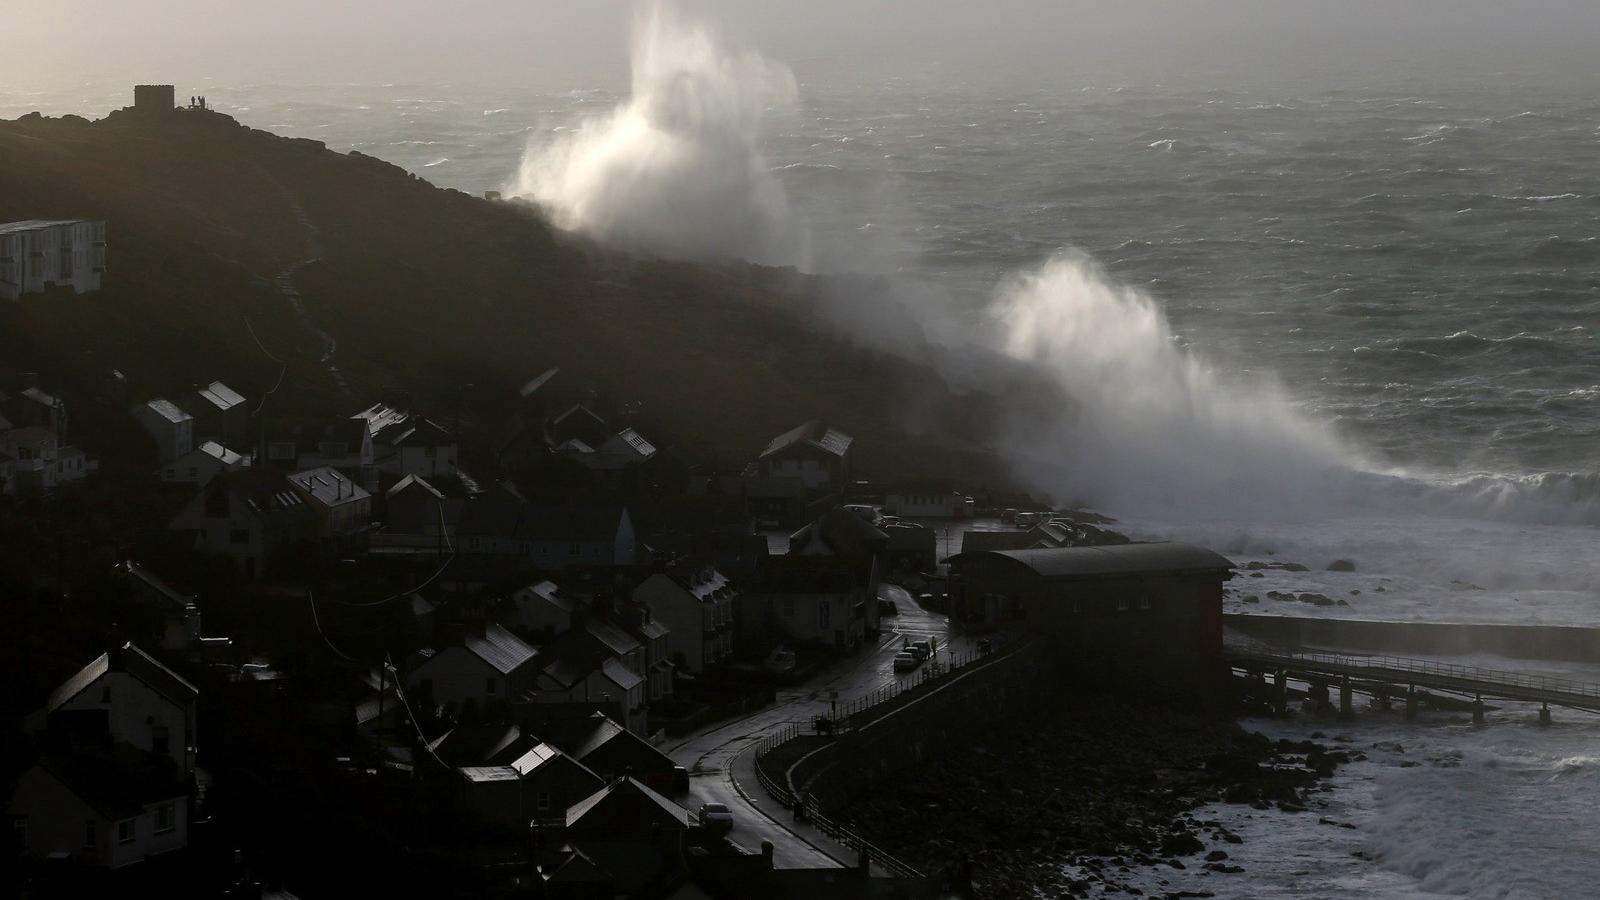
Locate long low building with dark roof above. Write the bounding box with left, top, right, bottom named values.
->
left=944, top=543, right=1235, bottom=659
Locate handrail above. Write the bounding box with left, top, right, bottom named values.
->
left=1226, top=644, right=1600, bottom=703
left=801, top=795, right=925, bottom=879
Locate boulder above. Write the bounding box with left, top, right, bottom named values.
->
left=1327, top=559, right=1357, bottom=572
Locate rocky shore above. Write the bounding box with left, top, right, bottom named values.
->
left=841, top=686, right=1356, bottom=898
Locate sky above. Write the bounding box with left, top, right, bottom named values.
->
left=5, top=0, right=1600, bottom=91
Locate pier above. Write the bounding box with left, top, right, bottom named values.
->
left=1226, top=643, right=1600, bottom=721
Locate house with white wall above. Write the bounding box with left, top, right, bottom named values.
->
left=24, top=642, right=199, bottom=776
left=133, top=398, right=194, bottom=464
left=289, top=465, right=373, bottom=537
left=192, top=381, right=247, bottom=447
left=510, top=580, right=577, bottom=636
left=884, top=489, right=973, bottom=519
left=0, top=219, right=106, bottom=301
left=757, top=420, right=852, bottom=493
left=633, top=569, right=736, bottom=674
left=169, top=468, right=317, bottom=579
left=8, top=751, right=188, bottom=869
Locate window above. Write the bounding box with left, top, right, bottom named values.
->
left=318, top=441, right=347, bottom=456
left=84, top=820, right=96, bottom=849
left=117, top=819, right=135, bottom=845
left=1138, top=596, right=1152, bottom=611
left=424, top=445, right=436, bottom=458
left=1116, top=597, right=1129, bottom=612
left=486, top=677, right=498, bottom=696
left=819, top=599, right=831, bottom=629
left=536, top=791, right=551, bottom=811
left=229, top=528, right=249, bottom=545
left=154, top=803, right=175, bottom=834
left=188, top=467, right=199, bottom=478
left=781, top=596, right=795, bottom=616
left=152, top=724, right=170, bottom=756
left=1072, top=600, right=1081, bottom=615
left=569, top=543, right=581, bottom=556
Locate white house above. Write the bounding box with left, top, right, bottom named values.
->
left=757, top=420, right=853, bottom=493
left=408, top=623, right=538, bottom=714
left=510, top=580, right=577, bottom=636
left=192, top=381, right=247, bottom=446
left=114, top=561, right=202, bottom=652
left=8, top=755, right=188, bottom=869
left=0, top=219, right=106, bottom=301
left=160, top=440, right=246, bottom=485
left=454, top=498, right=638, bottom=571
left=532, top=653, right=647, bottom=736
left=388, top=418, right=458, bottom=480
left=133, top=398, right=194, bottom=464
left=288, top=465, right=373, bottom=537
left=25, top=643, right=199, bottom=776
left=885, top=489, right=972, bottom=519
left=633, top=569, right=736, bottom=674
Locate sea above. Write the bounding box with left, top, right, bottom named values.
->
left=5, top=35, right=1598, bottom=898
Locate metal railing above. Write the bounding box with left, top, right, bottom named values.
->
left=1227, top=644, right=1600, bottom=707
left=800, top=795, right=925, bottom=879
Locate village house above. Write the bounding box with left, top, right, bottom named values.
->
left=265, top=418, right=374, bottom=489
left=550, top=404, right=610, bottom=449
left=8, top=748, right=189, bottom=870
left=24, top=642, right=199, bottom=777
left=133, top=398, right=195, bottom=464
left=531, top=642, right=647, bottom=736
left=615, top=601, right=675, bottom=704
left=388, top=417, right=458, bottom=480
left=632, top=568, right=736, bottom=674
left=541, top=713, right=680, bottom=792
left=112, top=561, right=201, bottom=652
left=407, top=623, right=539, bottom=716
left=191, top=381, right=247, bottom=447
left=454, top=742, right=605, bottom=832
left=374, top=473, right=455, bottom=553
left=743, top=509, right=889, bottom=652
left=289, top=465, right=373, bottom=537
left=159, top=439, right=247, bottom=485
left=0, top=219, right=106, bottom=301
left=454, top=494, right=638, bottom=571
left=537, top=776, right=691, bottom=897
left=510, top=580, right=578, bottom=636
left=169, top=468, right=318, bottom=579
left=944, top=543, right=1234, bottom=658
left=0, top=386, right=91, bottom=494
left=884, top=488, right=973, bottom=518
left=757, top=419, right=853, bottom=493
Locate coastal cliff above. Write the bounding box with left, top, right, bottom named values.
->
left=0, top=107, right=1050, bottom=483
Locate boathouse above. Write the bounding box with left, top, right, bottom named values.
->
left=944, top=543, right=1233, bottom=659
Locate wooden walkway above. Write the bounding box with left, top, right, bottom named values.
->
left=1226, top=644, right=1600, bottom=714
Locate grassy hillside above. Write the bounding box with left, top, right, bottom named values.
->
left=0, top=107, right=1047, bottom=485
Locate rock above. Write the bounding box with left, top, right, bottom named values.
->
left=1349, top=590, right=1361, bottom=595
left=1246, top=561, right=1270, bottom=570
left=1205, top=850, right=1229, bottom=862
left=1297, top=592, right=1337, bottom=606
left=1203, top=863, right=1245, bottom=873
left=1280, top=563, right=1310, bottom=572
left=1327, top=559, right=1357, bottom=572
left=1242, top=595, right=1261, bottom=604
left=1248, top=572, right=1264, bottom=578
left=1159, top=832, right=1205, bottom=856
left=1374, top=586, right=1387, bottom=592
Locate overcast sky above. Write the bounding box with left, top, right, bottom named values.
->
left=5, top=1, right=1599, bottom=90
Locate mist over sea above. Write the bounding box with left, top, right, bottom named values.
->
left=5, top=41, right=1598, bottom=898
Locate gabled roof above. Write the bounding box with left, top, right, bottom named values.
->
left=553, top=404, right=606, bottom=428
left=555, top=438, right=595, bottom=455
left=351, top=403, right=410, bottom=440
left=601, top=657, right=644, bottom=693
left=519, top=580, right=575, bottom=614
left=565, top=776, right=689, bottom=833
left=20, top=386, right=61, bottom=409
left=464, top=623, right=538, bottom=675
left=142, top=398, right=192, bottom=425
left=392, top=418, right=454, bottom=449
left=196, top=381, right=246, bottom=413
left=0, top=219, right=94, bottom=235
left=195, top=440, right=244, bottom=466
left=586, top=620, right=641, bottom=657
left=114, top=560, right=193, bottom=611
left=35, top=747, right=188, bottom=821
left=204, top=468, right=310, bottom=520
left=387, top=473, right=444, bottom=501
left=945, top=543, right=1235, bottom=579
left=428, top=722, right=532, bottom=766
left=789, top=508, right=888, bottom=559
left=42, top=643, right=197, bottom=716
left=760, top=419, right=853, bottom=461
left=459, top=766, right=521, bottom=784
left=520, top=367, right=559, bottom=397
left=289, top=465, right=372, bottom=507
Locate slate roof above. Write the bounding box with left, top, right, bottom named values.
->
left=946, top=543, right=1235, bottom=579
left=427, top=722, right=532, bottom=766
left=143, top=398, right=193, bottom=425
left=789, top=508, right=889, bottom=559
left=42, top=643, right=197, bottom=716
left=392, top=418, right=454, bottom=449
left=114, top=560, right=192, bottom=611
left=387, top=473, right=444, bottom=500
left=289, top=466, right=371, bottom=507
left=760, top=419, right=852, bottom=460
left=459, top=766, right=521, bottom=783
left=464, top=623, right=538, bottom=675
left=565, top=777, right=689, bottom=832
left=35, top=746, right=187, bottom=820
left=601, top=657, right=644, bottom=693
left=520, top=367, right=560, bottom=397
left=207, top=468, right=310, bottom=520
left=586, top=620, right=642, bottom=657
left=0, top=219, right=93, bottom=235
left=521, top=580, right=575, bottom=614
left=196, top=440, right=244, bottom=466
left=351, top=403, right=409, bottom=440
left=195, top=381, right=246, bottom=413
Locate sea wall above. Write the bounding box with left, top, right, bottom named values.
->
left=787, top=643, right=1049, bottom=811
left=1227, top=614, right=1600, bottom=664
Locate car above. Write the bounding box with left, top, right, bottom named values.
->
left=892, top=652, right=921, bottom=672
left=843, top=504, right=879, bottom=522
left=911, top=638, right=935, bottom=659
left=877, top=598, right=899, bottom=617
left=763, top=647, right=797, bottom=675
left=699, top=802, right=734, bottom=831
left=1014, top=511, right=1041, bottom=528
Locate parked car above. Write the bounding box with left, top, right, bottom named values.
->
left=911, top=638, right=936, bottom=659
left=1000, top=507, right=1018, bottom=523
left=892, top=652, right=921, bottom=672
left=1014, top=511, right=1041, bottom=528
left=699, top=802, right=734, bottom=831
left=843, top=504, right=878, bottom=522
left=877, top=598, right=899, bottom=617
left=763, top=647, right=797, bottom=675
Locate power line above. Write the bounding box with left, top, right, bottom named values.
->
left=331, top=498, right=457, bottom=608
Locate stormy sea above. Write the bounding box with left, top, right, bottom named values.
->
left=6, top=19, right=1597, bottom=896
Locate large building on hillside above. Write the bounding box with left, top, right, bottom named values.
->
left=0, top=220, right=107, bottom=300
left=945, top=543, right=1234, bottom=659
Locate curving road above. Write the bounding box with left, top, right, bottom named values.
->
left=665, top=585, right=973, bottom=868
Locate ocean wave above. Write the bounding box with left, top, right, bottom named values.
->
left=422, top=157, right=450, bottom=167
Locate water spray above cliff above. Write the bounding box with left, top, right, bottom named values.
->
left=505, top=3, right=811, bottom=269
